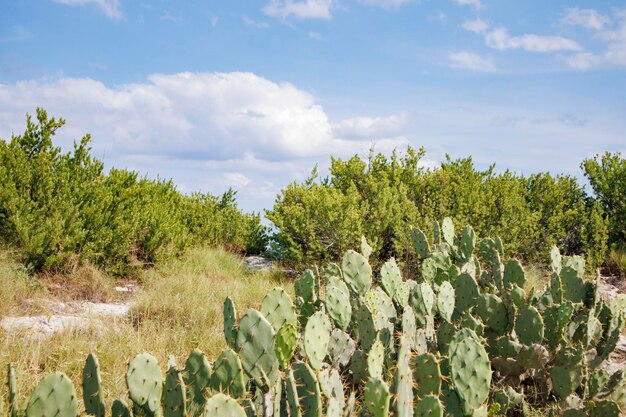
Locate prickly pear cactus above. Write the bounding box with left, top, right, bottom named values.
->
left=326, top=277, right=352, bottom=330
left=292, top=361, right=322, bottom=417
left=111, top=399, right=131, bottom=417
left=414, top=395, right=443, bottom=417
left=223, top=297, right=238, bottom=351
left=183, top=349, right=212, bottom=407
left=274, top=323, right=298, bottom=369
left=83, top=353, right=105, bottom=417
left=449, top=329, right=491, bottom=413
left=411, top=227, right=431, bottom=259
left=365, top=377, right=390, bottom=417
left=7, top=364, right=19, bottom=417
left=342, top=250, right=372, bottom=297
left=260, top=287, right=297, bottom=333
left=304, top=311, right=331, bottom=370
left=237, top=309, right=279, bottom=389
left=163, top=364, right=186, bottom=417
left=411, top=353, right=441, bottom=399
left=393, top=334, right=414, bottom=417
left=126, top=353, right=163, bottom=415
left=25, top=372, right=78, bottom=417
left=204, top=393, right=246, bottom=417
left=380, top=258, right=402, bottom=300
left=210, top=349, right=246, bottom=399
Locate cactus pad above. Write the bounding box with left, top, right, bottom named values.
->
left=365, top=378, right=390, bottom=417
left=411, top=227, right=431, bottom=259
left=25, top=372, right=78, bottom=417
left=515, top=305, right=544, bottom=345
left=274, top=323, right=298, bottom=369
left=449, top=329, right=491, bottom=412
left=413, top=395, right=443, bottom=417
left=411, top=353, right=441, bottom=399
left=476, top=293, right=508, bottom=336
left=260, top=287, right=297, bottom=332
left=292, top=361, right=322, bottom=417
left=163, top=365, right=186, bottom=417
left=342, top=250, right=372, bottom=297
left=82, top=354, right=105, bottom=417
left=327, top=329, right=356, bottom=368
left=304, top=311, right=331, bottom=370
left=210, top=349, right=246, bottom=399
left=326, top=277, right=352, bottom=330
left=223, top=297, right=238, bottom=351
left=436, top=281, right=455, bottom=323
left=111, top=399, right=131, bottom=417
left=454, top=273, right=479, bottom=314
left=236, top=308, right=279, bottom=389
left=204, top=393, right=246, bottom=417
left=503, top=259, right=525, bottom=289
left=183, top=349, right=212, bottom=407
left=126, top=353, right=163, bottom=414
left=393, top=335, right=414, bottom=417
left=367, top=340, right=385, bottom=379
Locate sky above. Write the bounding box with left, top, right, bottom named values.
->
left=1, top=0, right=625, bottom=213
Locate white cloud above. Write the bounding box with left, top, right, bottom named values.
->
left=600, top=10, right=626, bottom=66
left=485, top=28, right=581, bottom=52
left=462, top=18, right=488, bottom=34
left=211, top=16, right=219, bottom=27
left=332, top=114, right=406, bottom=139
left=561, top=8, right=610, bottom=31
left=308, top=31, right=322, bottom=40
left=564, top=52, right=601, bottom=70
left=0, top=72, right=407, bottom=163
left=52, top=0, right=122, bottom=20
left=263, top=0, right=334, bottom=19
left=243, top=16, right=270, bottom=29
left=359, top=0, right=412, bottom=9
left=454, top=0, right=482, bottom=10
left=449, top=51, right=496, bottom=72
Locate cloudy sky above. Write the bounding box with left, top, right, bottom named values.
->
left=1, top=0, right=625, bottom=213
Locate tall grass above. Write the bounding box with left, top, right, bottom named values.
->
left=0, top=247, right=291, bottom=407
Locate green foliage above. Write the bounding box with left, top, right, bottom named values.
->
left=582, top=152, right=626, bottom=246
left=266, top=146, right=611, bottom=271
left=0, top=109, right=267, bottom=274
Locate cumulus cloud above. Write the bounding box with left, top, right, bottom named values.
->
left=454, top=0, right=482, bottom=10
left=358, top=0, right=412, bottom=9
left=564, top=52, right=601, bottom=70
left=485, top=28, right=581, bottom=52
left=263, top=0, right=333, bottom=19
left=599, top=10, right=626, bottom=66
left=449, top=51, right=496, bottom=72
left=462, top=18, right=488, bottom=34
left=332, top=114, right=406, bottom=139
left=561, top=8, right=610, bottom=31
left=52, top=0, right=122, bottom=19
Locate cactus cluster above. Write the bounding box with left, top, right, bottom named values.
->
left=3, top=218, right=626, bottom=416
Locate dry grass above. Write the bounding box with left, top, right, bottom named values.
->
left=0, top=247, right=291, bottom=407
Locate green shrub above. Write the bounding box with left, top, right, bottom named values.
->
left=0, top=109, right=267, bottom=274
left=582, top=152, right=626, bottom=246
left=267, top=146, right=609, bottom=271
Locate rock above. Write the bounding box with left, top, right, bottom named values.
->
left=243, top=256, right=274, bottom=271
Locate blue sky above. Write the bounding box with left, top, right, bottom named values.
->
left=1, top=0, right=625, bottom=213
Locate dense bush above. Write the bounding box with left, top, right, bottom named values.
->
left=582, top=152, right=626, bottom=247
left=0, top=109, right=267, bottom=274
left=267, top=146, right=610, bottom=271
